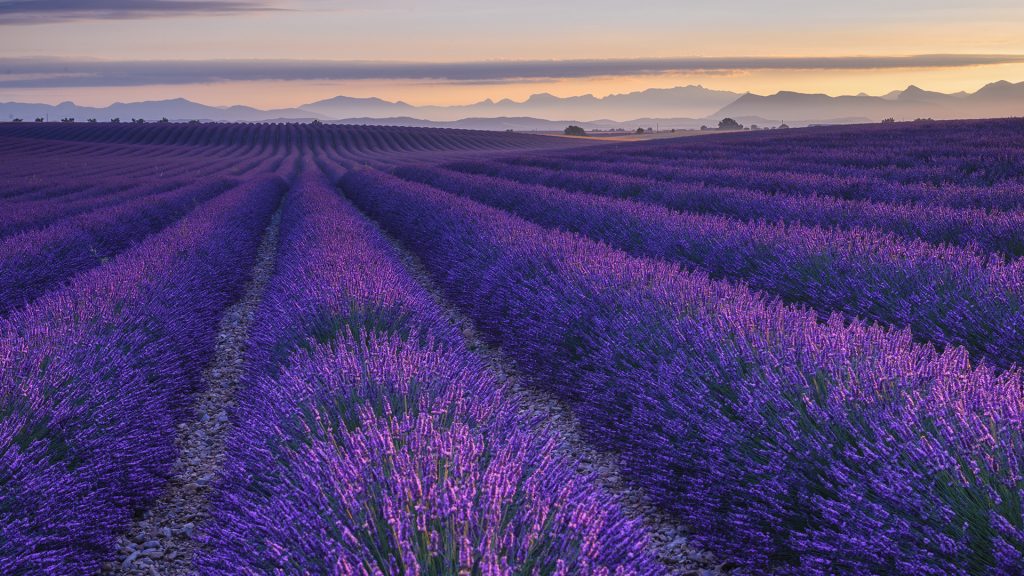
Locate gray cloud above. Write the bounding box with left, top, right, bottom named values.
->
left=1, top=54, right=1022, bottom=87
left=0, top=0, right=279, bottom=23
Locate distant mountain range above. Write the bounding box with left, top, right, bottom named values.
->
left=0, top=98, right=328, bottom=124
left=2, top=81, right=1022, bottom=130
left=325, top=115, right=781, bottom=133
left=301, top=85, right=741, bottom=122
left=716, top=81, right=1024, bottom=124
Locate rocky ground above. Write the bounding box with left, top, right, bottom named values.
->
left=102, top=211, right=281, bottom=576
left=100, top=198, right=733, bottom=575
left=384, top=232, right=733, bottom=576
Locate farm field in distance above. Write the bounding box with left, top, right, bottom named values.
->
left=1, top=118, right=1023, bottom=576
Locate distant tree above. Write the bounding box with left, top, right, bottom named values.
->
left=12, top=118, right=22, bottom=123
left=564, top=125, right=586, bottom=136
left=188, top=119, right=201, bottom=124
left=881, top=117, right=896, bottom=124
left=778, top=123, right=790, bottom=129
left=700, top=125, right=709, bottom=131
left=635, top=127, right=645, bottom=134
left=505, top=129, right=514, bottom=133
left=158, top=117, right=170, bottom=123
left=750, top=124, right=759, bottom=130
left=111, top=117, right=121, bottom=124
left=132, top=118, right=146, bottom=124
left=718, top=118, right=742, bottom=130
left=60, top=117, right=75, bottom=123
left=35, top=117, right=44, bottom=123
left=87, top=118, right=97, bottom=123
left=670, top=128, right=676, bottom=133
left=310, top=119, right=323, bottom=126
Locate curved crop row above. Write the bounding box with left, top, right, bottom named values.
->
left=0, top=179, right=183, bottom=239
left=0, top=178, right=238, bottom=315
left=0, top=122, right=574, bottom=156
left=457, top=155, right=1024, bottom=215
left=0, top=144, right=203, bottom=185
left=396, top=166, right=1024, bottom=370
left=441, top=160, right=1024, bottom=257
left=0, top=176, right=285, bottom=575
left=503, top=155, right=1024, bottom=210
left=343, top=169, right=1024, bottom=576
left=0, top=143, right=256, bottom=203
left=1, top=178, right=92, bottom=202
left=533, top=119, right=1024, bottom=188
left=198, top=170, right=659, bottom=575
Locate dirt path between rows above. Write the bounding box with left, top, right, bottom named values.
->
left=371, top=215, right=733, bottom=576
left=102, top=209, right=281, bottom=576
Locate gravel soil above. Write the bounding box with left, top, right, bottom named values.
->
left=102, top=209, right=281, bottom=576
left=100, top=190, right=736, bottom=575
left=376, top=220, right=734, bottom=576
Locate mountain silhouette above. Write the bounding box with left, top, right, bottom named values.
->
left=2, top=80, right=1022, bottom=128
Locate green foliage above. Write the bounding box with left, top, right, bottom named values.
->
left=718, top=117, right=743, bottom=130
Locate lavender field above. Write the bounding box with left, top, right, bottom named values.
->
left=1, top=119, right=1023, bottom=575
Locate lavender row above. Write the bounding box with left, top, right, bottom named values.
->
left=505, top=154, right=1024, bottom=209
left=0, top=178, right=238, bottom=316
left=463, top=155, right=1024, bottom=214
left=0, top=134, right=285, bottom=201
left=342, top=169, right=1024, bottom=576
left=0, top=176, right=284, bottom=575
left=0, top=148, right=205, bottom=194
left=0, top=121, right=575, bottom=156
left=445, top=160, right=1024, bottom=257
left=198, top=170, right=659, bottom=575
left=1, top=177, right=92, bottom=202
left=396, top=166, right=1024, bottom=370
left=539, top=150, right=1020, bottom=188
left=0, top=179, right=184, bottom=239
left=2, top=163, right=201, bottom=205
left=526, top=119, right=1024, bottom=187
left=5, top=141, right=274, bottom=206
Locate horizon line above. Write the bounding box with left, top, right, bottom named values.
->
left=2, top=76, right=1020, bottom=112
left=2, top=54, right=1024, bottom=90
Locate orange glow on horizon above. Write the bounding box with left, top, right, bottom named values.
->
left=3, top=1, right=1023, bottom=109
left=6, top=63, right=1024, bottom=110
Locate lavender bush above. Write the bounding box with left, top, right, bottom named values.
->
left=3, top=118, right=1024, bottom=575
left=0, top=177, right=284, bottom=574
left=0, top=178, right=236, bottom=315
left=198, top=170, right=659, bottom=574
left=395, top=165, right=1024, bottom=370
left=343, top=168, right=1024, bottom=575
left=439, top=159, right=1024, bottom=257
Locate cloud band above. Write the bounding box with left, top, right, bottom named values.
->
left=0, top=0, right=277, bottom=23
left=1, top=54, right=1022, bottom=88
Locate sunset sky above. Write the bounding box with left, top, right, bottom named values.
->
left=2, top=0, right=1024, bottom=107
